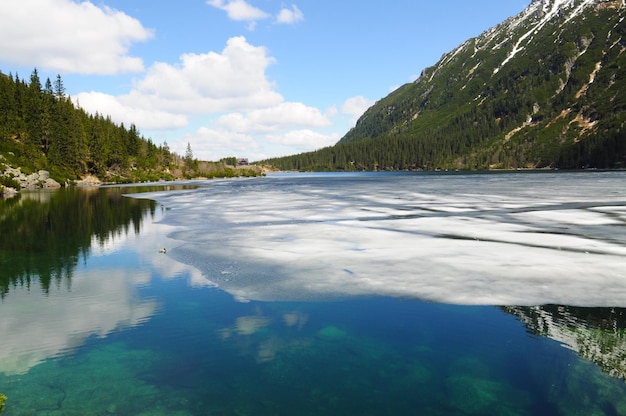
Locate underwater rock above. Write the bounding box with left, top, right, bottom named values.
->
left=445, top=376, right=499, bottom=414
left=444, top=375, right=532, bottom=415
left=404, top=361, right=432, bottom=384
left=316, top=325, right=348, bottom=340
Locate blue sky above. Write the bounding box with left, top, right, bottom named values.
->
left=0, top=0, right=528, bottom=161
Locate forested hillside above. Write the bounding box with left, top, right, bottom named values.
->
left=0, top=69, right=261, bottom=192
left=261, top=0, right=626, bottom=171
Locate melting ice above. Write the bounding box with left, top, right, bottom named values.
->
left=130, top=171, right=626, bottom=306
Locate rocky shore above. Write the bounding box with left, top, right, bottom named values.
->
left=1, top=166, right=61, bottom=197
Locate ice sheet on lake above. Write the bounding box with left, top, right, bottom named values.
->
left=132, top=172, right=626, bottom=306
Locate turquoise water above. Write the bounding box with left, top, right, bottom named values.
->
left=1, top=173, right=626, bottom=415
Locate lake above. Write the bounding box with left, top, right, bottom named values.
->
left=1, top=171, right=625, bottom=415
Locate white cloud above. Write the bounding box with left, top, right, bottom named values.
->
left=216, top=102, right=332, bottom=133
left=276, top=5, right=304, bottom=24
left=185, top=127, right=261, bottom=161
left=75, top=91, right=188, bottom=130
left=177, top=127, right=338, bottom=162
left=71, top=35, right=345, bottom=162
left=265, top=129, right=339, bottom=149
left=75, top=36, right=282, bottom=129
left=325, top=106, right=339, bottom=118
left=342, top=96, right=375, bottom=124
left=0, top=0, right=153, bottom=74
left=207, top=0, right=270, bottom=23
left=132, top=36, right=282, bottom=113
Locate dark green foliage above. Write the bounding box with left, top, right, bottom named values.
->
left=0, top=187, right=159, bottom=297
left=0, top=174, right=20, bottom=190
left=220, top=156, right=237, bottom=166
left=261, top=3, right=626, bottom=171
left=0, top=68, right=261, bottom=184
left=0, top=70, right=176, bottom=183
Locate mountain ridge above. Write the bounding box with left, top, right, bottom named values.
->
left=262, top=0, right=626, bottom=171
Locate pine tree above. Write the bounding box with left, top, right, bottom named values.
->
left=161, top=140, right=171, bottom=167
left=24, top=68, right=43, bottom=150
left=44, top=77, right=53, bottom=95
left=185, top=142, right=194, bottom=167
left=54, top=74, right=65, bottom=100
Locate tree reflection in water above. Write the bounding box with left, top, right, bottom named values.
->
left=504, top=305, right=626, bottom=381
left=0, top=185, right=189, bottom=298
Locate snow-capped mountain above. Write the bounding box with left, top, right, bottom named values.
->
left=326, top=0, right=626, bottom=171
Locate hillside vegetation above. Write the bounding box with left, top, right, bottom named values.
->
left=0, top=69, right=261, bottom=193
left=261, top=0, right=626, bottom=171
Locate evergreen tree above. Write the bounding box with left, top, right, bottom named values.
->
left=1, top=67, right=258, bottom=183
left=54, top=74, right=65, bottom=100
left=44, top=77, right=53, bottom=95
left=185, top=142, right=194, bottom=167
left=24, top=68, right=43, bottom=150
left=160, top=140, right=171, bottom=167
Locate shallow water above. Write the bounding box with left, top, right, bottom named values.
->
left=1, top=172, right=625, bottom=415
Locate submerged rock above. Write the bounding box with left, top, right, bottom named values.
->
left=444, top=375, right=533, bottom=415
left=317, top=325, right=348, bottom=340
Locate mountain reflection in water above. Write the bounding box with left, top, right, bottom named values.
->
left=505, top=305, right=626, bottom=381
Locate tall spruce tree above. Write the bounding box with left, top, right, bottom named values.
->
left=185, top=142, right=194, bottom=167
left=53, top=74, right=65, bottom=100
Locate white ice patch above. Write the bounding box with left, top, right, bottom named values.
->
left=133, top=172, right=626, bottom=307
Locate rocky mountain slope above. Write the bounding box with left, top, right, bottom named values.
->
left=339, top=0, right=626, bottom=169
left=264, top=0, right=626, bottom=170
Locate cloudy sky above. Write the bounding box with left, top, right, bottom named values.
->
left=0, top=0, right=527, bottom=161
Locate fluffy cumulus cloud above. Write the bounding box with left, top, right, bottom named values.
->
left=76, top=36, right=282, bottom=128
left=75, top=35, right=339, bottom=161
left=207, top=0, right=270, bottom=29
left=342, top=96, right=375, bottom=125
left=0, top=0, right=153, bottom=74
left=186, top=127, right=261, bottom=161
left=182, top=126, right=337, bottom=162
left=75, top=91, right=188, bottom=130
left=265, top=130, right=339, bottom=150
left=207, top=0, right=303, bottom=29
left=206, top=0, right=270, bottom=21
left=131, top=36, right=282, bottom=113
left=276, top=5, right=304, bottom=24
left=216, top=102, right=332, bottom=133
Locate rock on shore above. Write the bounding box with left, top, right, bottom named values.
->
left=1, top=166, right=61, bottom=196
left=75, top=175, right=102, bottom=187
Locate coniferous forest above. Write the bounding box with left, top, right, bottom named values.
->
left=0, top=69, right=261, bottom=192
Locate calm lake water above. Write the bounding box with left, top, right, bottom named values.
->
left=1, top=171, right=625, bottom=415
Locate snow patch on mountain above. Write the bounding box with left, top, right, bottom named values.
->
left=494, top=0, right=596, bottom=74
left=415, top=0, right=624, bottom=86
